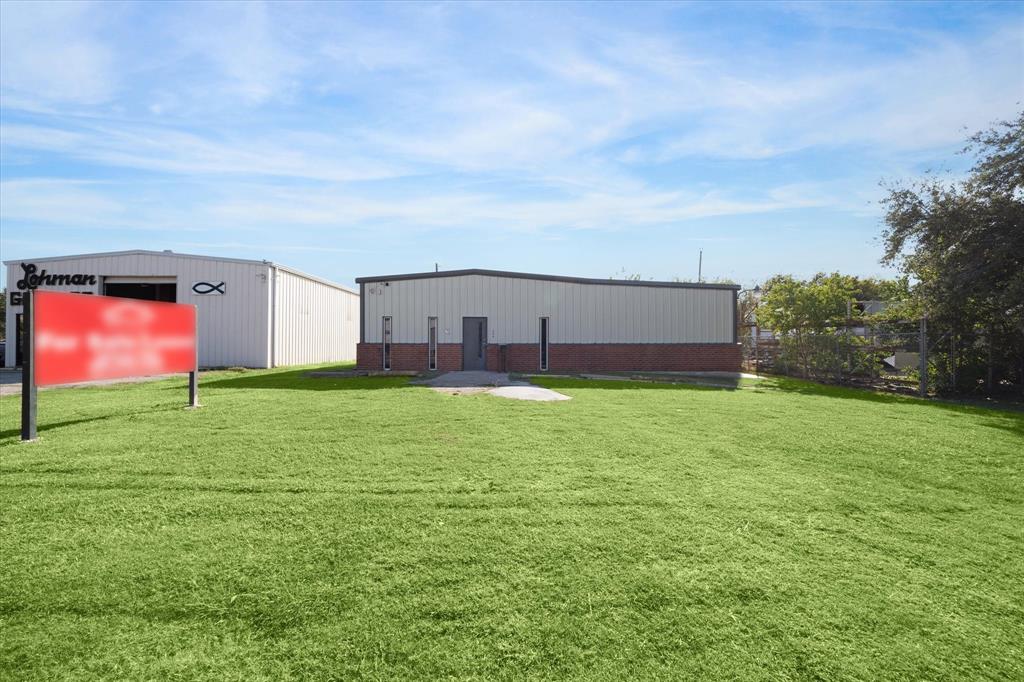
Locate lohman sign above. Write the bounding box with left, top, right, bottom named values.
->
left=10, top=262, right=97, bottom=305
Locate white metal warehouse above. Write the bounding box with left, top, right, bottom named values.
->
left=4, top=250, right=359, bottom=369
left=356, top=269, right=740, bottom=373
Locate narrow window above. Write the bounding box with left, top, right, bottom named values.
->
left=427, top=317, right=438, bottom=370
left=382, top=316, right=392, bottom=370
left=539, top=317, right=549, bottom=371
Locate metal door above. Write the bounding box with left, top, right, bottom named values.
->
left=462, top=317, right=487, bottom=370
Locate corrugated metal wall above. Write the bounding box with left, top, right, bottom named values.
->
left=362, top=274, right=734, bottom=345
left=4, top=252, right=272, bottom=368
left=273, top=268, right=359, bottom=366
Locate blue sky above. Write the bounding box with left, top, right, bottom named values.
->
left=1, top=1, right=1021, bottom=288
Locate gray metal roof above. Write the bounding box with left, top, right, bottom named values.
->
left=2, top=249, right=266, bottom=267
left=2, top=249, right=358, bottom=295
left=355, top=268, right=740, bottom=290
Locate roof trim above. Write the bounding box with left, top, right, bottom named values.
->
left=355, top=268, right=740, bottom=290
left=271, top=264, right=358, bottom=295
left=3, top=249, right=271, bottom=267
left=3, top=249, right=358, bottom=295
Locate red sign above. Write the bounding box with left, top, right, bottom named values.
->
left=34, top=291, right=196, bottom=386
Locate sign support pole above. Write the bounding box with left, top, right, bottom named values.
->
left=188, top=306, right=199, bottom=408
left=21, top=289, right=37, bottom=442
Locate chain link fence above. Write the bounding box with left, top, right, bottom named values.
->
left=741, top=321, right=930, bottom=395
left=743, top=320, right=1023, bottom=399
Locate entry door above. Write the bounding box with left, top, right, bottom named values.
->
left=462, top=317, right=487, bottom=370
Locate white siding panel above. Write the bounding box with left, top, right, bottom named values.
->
left=5, top=252, right=271, bottom=368
left=362, top=273, right=735, bottom=345
left=272, top=268, right=359, bottom=366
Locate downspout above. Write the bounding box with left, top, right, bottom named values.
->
left=732, top=289, right=739, bottom=344
left=359, top=282, right=365, bottom=368
left=359, top=282, right=365, bottom=345
left=269, top=264, right=277, bottom=368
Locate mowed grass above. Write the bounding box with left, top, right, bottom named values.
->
left=1, top=367, right=1022, bottom=681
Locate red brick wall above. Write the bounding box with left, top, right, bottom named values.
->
left=542, top=343, right=741, bottom=373
left=486, top=344, right=501, bottom=371
left=437, top=344, right=462, bottom=372
left=357, top=343, right=462, bottom=371
left=358, top=342, right=740, bottom=373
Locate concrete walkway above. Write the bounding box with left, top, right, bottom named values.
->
left=413, top=371, right=571, bottom=401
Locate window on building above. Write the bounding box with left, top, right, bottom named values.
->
left=539, top=317, right=549, bottom=371
left=382, top=316, right=392, bottom=370
left=428, top=317, right=438, bottom=371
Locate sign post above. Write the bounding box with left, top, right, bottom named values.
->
left=188, top=307, right=199, bottom=408
left=21, top=289, right=37, bottom=442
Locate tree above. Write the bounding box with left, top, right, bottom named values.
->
left=756, top=273, right=857, bottom=378
left=609, top=268, right=643, bottom=281
left=753, top=273, right=914, bottom=381
left=880, top=113, right=1024, bottom=395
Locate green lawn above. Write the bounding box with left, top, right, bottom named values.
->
left=1, top=367, right=1021, bottom=681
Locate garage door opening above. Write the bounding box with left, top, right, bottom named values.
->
left=103, top=278, right=177, bottom=302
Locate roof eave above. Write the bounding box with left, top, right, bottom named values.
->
left=355, top=268, right=740, bottom=290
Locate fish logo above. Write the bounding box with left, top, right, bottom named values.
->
left=191, top=281, right=225, bottom=295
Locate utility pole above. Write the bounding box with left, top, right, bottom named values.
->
left=698, top=250, right=702, bottom=283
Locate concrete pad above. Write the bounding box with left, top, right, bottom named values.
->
left=427, top=386, right=494, bottom=397
left=414, top=371, right=528, bottom=388
left=414, top=371, right=571, bottom=401
left=489, top=385, right=571, bottom=401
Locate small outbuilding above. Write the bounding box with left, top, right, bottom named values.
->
left=4, top=250, right=359, bottom=369
left=356, top=268, right=740, bottom=373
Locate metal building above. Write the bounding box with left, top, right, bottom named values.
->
left=356, top=269, right=740, bottom=373
left=4, top=250, right=359, bottom=369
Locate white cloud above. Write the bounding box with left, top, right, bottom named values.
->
left=196, top=181, right=826, bottom=233
left=0, top=1, right=117, bottom=106
left=0, top=123, right=404, bottom=182
left=169, top=2, right=306, bottom=105
left=0, top=178, right=207, bottom=233
left=646, top=25, right=1024, bottom=160
left=0, top=179, right=126, bottom=225
left=0, top=1, right=1021, bottom=260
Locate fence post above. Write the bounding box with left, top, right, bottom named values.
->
left=919, top=315, right=928, bottom=398
left=845, top=301, right=851, bottom=384
left=835, top=336, right=842, bottom=384
left=950, top=333, right=957, bottom=391
left=753, top=323, right=759, bottom=375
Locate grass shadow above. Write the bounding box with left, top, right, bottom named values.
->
left=530, top=374, right=1024, bottom=424
left=0, top=406, right=185, bottom=441
left=529, top=376, right=724, bottom=392
left=201, top=368, right=413, bottom=391
left=750, top=376, right=1024, bottom=427
left=590, top=371, right=744, bottom=390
